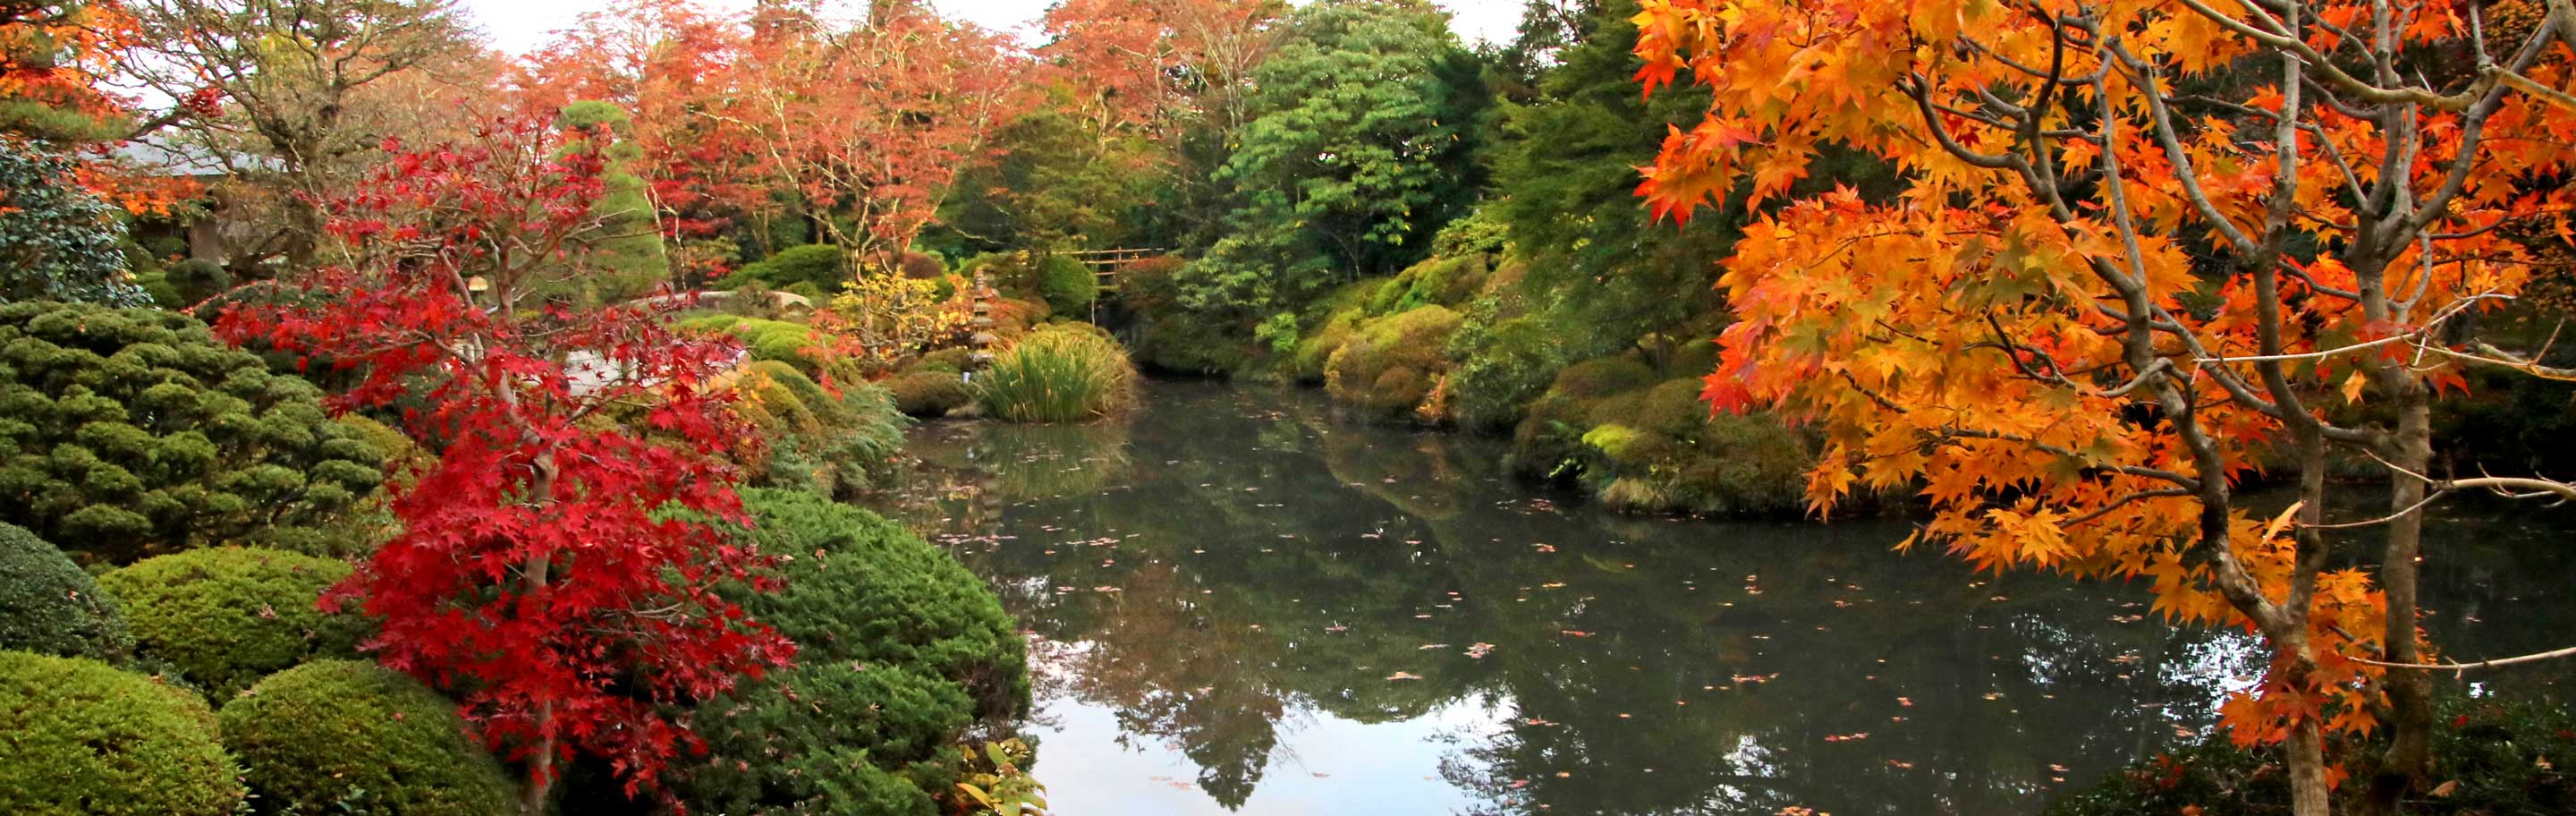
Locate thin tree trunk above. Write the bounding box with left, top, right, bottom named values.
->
left=2368, top=398, right=2438, bottom=814
left=2291, top=715, right=2333, bottom=816
left=520, top=454, right=560, bottom=814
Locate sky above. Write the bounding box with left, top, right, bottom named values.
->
left=459, top=0, right=1525, bottom=55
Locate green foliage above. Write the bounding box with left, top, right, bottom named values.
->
left=0, top=301, right=387, bottom=564
left=0, top=650, right=245, bottom=816
left=1506, top=357, right=1807, bottom=515
left=555, top=102, right=673, bottom=305
left=1324, top=305, right=1463, bottom=421
left=724, top=244, right=848, bottom=293
left=96, top=548, right=367, bottom=700
left=682, top=489, right=1030, bottom=815
left=1174, top=0, right=1490, bottom=314
left=730, top=361, right=909, bottom=499
left=1447, top=313, right=1570, bottom=431
left=2046, top=696, right=2576, bottom=816
left=933, top=103, right=1167, bottom=255
left=219, top=660, right=517, bottom=816
left=166, top=259, right=231, bottom=306
left=886, top=370, right=974, bottom=418
left=0, top=522, right=131, bottom=661
left=979, top=325, right=1141, bottom=423
left=1365, top=252, right=1491, bottom=317
left=0, top=140, right=146, bottom=306
left=1489, top=0, right=1729, bottom=359
left=1038, top=254, right=1099, bottom=316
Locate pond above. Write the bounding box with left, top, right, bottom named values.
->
left=863, top=380, right=2575, bottom=816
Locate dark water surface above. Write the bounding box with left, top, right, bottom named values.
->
left=863, top=381, right=2573, bottom=816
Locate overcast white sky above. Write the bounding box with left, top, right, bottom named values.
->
left=460, top=1, right=1524, bottom=55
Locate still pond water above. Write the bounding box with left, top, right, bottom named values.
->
left=863, top=380, right=2573, bottom=816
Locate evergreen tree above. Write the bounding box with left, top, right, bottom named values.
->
left=1175, top=0, right=1488, bottom=318
left=557, top=101, right=672, bottom=304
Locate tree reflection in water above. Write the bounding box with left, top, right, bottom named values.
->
left=865, top=382, right=2574, bottom=816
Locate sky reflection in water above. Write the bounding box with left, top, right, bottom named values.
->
left=864, top=381, right=2573, bottom=816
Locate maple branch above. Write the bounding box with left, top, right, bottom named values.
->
left=2195, top=293, right=2507, bottom=364
left=1938, top=428, right=2203, bottom=489
left=2174, top=0, right=2468, bottom=112
left=2359, top=644, right=2576, bottom=673
left=2065, top=488, right=2195, bottom=527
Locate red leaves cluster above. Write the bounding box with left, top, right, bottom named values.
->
left=216, top=115, right=792, bottom=799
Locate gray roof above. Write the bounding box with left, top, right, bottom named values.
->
left=109, top=139, right=260, bottom=178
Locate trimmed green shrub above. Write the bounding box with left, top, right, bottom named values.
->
left=0, top=140, right=146, bottom=307
left=1324, top=306, right=1464, bottom=421
left=887, top=370, right=974, bottom=418
left=1037, top=254, right=1099, bottom=316
left=555, top=101, right=673, bottom=306
left=0, top=523, right=131, bottom=660
left=98, top=548, right=367, bottom=699
left=1551, top=355, right=1661, bottom=400
left=220, top=660, right=516, bottom=816
left=166, top=259, right=232, bottom=307
left=723, top=244, right=847, bottom=293
left=0, top=650, right=245, bottom=815
left=919, top=347, right=977, bottom=372
left=0, top=302, right=387, bottom=564
left=979, top=324, right=1141, bottom=423
left=681, top=489, right=1029, bottom=814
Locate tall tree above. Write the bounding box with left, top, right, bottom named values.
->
left=116, top=0, right=485, bottom=269
left=1174, top=0, right=1487, bottom=316
left=708, top=1, right=1025, bottom=273
left=1631, top=2, right=2576, bottom=814
left=216, top=118, right=792, bottom=812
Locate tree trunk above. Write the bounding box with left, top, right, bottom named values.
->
left=2290, top=715, right=2334, bottom=816
left=2367, top=397, right=2439, bottom=815
left=519, top=454, right=561, bottom=814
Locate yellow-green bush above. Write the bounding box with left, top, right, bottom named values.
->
left=97, top=548, right=367, bottom=699
left=1324, top=306, right=1463, bottom=421
left=219, top=660, right=516, bottom=816
left=0, top=650, right=244, bottom=815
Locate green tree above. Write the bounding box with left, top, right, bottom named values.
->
left=0, top=140, right=144, bottom=306
left=555, top=101, right=671, bottom=304
left=1487, top=0, right=1724, bottom=358
left=1175, top=0, right=1487, bottom=317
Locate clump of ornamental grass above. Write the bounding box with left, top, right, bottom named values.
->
left=975, top=325, right=1140, bottom=423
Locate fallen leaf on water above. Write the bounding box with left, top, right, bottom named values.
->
left=1386, top=672, right=1422, bottom=681
left=1561, top=630, right=1592, bottom=637
left=2430, top=780, right=2459, bottom=797
left=1823, top=732, right=1870, bottom=743
left=1534, top=543, right=1556, bottom=553
left=1885, top=760, right=1914, bottom=769
left=1419, top=643, right=1449, bottom=650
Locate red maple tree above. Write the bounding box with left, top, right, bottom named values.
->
left=216, top=117, right=793, bottom=810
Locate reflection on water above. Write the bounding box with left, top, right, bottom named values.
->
left=864, top=381, right=2574, bottom=816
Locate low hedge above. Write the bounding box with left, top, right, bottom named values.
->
left=97, top=547, right=366, bottom=699
left=220, top=660, right=517, bottom=816
left=0, top=650, right=244, bottom=815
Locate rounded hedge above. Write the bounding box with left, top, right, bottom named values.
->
left=97, top=547, right=366, bottom=699
left=724, top=244, right=847, bottom=293
left=220, top=660, right=517, bottom=816
left=0, top=650, right=245, bottom=815
left=0, top=301, right=386, bottom=564
left=680, top=489, right=1029, bottom=814
left=0, top=522, right=131, bottom=660
left=1037, top=254, right=1099, bottom=316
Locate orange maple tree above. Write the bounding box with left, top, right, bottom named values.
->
left=0, top=1, right=199, bottom=214
left=1631, top=1, right=2576, bottom=813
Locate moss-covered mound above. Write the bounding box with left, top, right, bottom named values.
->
left=0, top=301, right=387, bottom=564
left=680, top=489, right=1030, bottom=815
left=886, top=370, right=975, bottom=418
left=220, top=660, right=517, bottom=816
left=0, top=650, right=244, bottom=815
left=97, top=547, right=366, bottom=699
left=0, top=523, right=131, bottom=661
left=722, top=361, right=908, bottom=499
left=1325, top=305, right=1464, bottom=422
